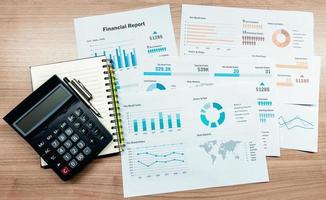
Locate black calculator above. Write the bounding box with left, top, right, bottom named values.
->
left=3, top=75, right=113, bottom=181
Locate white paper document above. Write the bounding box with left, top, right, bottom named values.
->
left=120, top=84, right=269, bottom=197
left=74, top=5, right=177, bottom=90
left=139, top=56, right=280, bottom=156
left=180, top=4, right=314, bottom=57
left=274, top=56, right=320, bottom=152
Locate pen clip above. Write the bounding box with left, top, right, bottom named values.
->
left=74, top=79, right=93, bottom=100
left=70, top=79, right=92, bottom=101
left=64, top=77, right=102, bottom=118
left=64, top=77, right=86, bottom=101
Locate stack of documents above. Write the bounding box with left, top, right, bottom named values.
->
left=73, top=4, right=320, bottom=197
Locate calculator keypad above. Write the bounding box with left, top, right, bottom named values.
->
left=74, top=108, right=83, bottom=117
left=69, top=159, right=78, bottom=168
left=63, top=153, right=72, bottom=161
left=70, top=146, right=78, bottom=155
left=63, top=140, right=73, bottom=149
left=85, top=121, right=94, bottom=129
left=57, top=146, right=66, bottom=155
left=32, top=104, right=112, bottom=181
left=67, top=114, right=76, bottom=123
left=76, top=153, right=85, bottom=162
left=73, top=121, right=81, bottom=128
left=58, top=133, right=67, bottom=142
left=79, top=114, right=88, bottom=123
left=51, top=140, right=60, bottom=148
left=71, top=134, right=79, bottom=142
left=83, top=147, right=92, bottom=155
left=64, top=127, right=73, bottom=136
left=77, top=140, right=85, bottom=149
left=60, top=122, right=67, bottom=129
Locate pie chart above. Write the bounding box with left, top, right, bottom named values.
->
left=200, top=102, right=225, bottom=128
left=272, top=29, right=291, bottom=48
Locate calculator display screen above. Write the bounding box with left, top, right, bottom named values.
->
left=14, top=85, right=72, bottom=136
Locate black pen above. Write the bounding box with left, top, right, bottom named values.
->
left=63, top=77, right=102, bottom=118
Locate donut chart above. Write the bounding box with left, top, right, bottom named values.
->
left=200, top=102, right=225, bottom=128
left=272, top=29, right=291, bottom=48
left=146, top=83, right=166, bottom=91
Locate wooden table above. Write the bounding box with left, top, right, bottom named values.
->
left=1, top=1, right=325, bottom=199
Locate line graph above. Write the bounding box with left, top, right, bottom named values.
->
left=127, top=143, right=187, bottom=178
left=278, top=116, right=314, bottom=130
left=137, top=159, right=185, bottom=167
left=137, top=151, right=184, bottom=157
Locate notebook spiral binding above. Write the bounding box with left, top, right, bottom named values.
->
left=102, top=58, right=125, bottom=151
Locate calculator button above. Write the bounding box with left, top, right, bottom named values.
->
left=70, top=146, right=79, bottom=155
left=79, top=114, right=89, bottom=123
left=37, top=141, right=45, bottom=149
left=68, top=159, right=78, bottom=169
left=51, top=140, right=60, bottom=148
left=60, top=122, right=67, bottom=129
left=76, top=153, right=85, bottom=162
left=57, top=146, right=66, bottom=155
left=74, top=108, right=83, bottom=117
left=85, top=121, right=94, bottom=129
left=56, top=162, right=62, bottom=168
left=44, top=148, right=51, bottom=155
left=67, top=114, right=76, bottom=122
left=76, top=140, right=85, bottom=149
left=88, top=137, right=95, bottom=144
left=83, top=147, right=92, bottom=155
left=63, top=140, right=73, bottom=149
left=73, top=121, right=81, bottom=128
left=79, top=127, right=88, bottom=135
left=63, top=153, right=72, bottom=161
left=60, top=166, right=70, bottom=175
left=50, top=155, right=57, bottom=161
left=53, top=128, right=60, bottom=135
left=99, top=135, right=106, bottom=141
left=71, top=134, right=79, bottom=142
left=64, top=127, right=73, bottom=136
left=93, top=128, right=100, bottom=136
left=58, top=133, right=67, bottom=142
left=46, top=134, right=53, bottom=141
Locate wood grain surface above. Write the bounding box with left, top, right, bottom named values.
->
left=0, top=0, right=326, bottom=199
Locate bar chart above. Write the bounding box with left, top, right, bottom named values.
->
left=181, top=20, right=238, bottom=56
left=89, top=39, right=138, bottom=69
left=127, top=110, right=182, bottom=135
left=276, top=61, right=308, bottom=69
left=95, top=46, right=138, bottom=69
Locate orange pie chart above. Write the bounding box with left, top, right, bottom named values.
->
left=272, top=29, right=291, bottom=48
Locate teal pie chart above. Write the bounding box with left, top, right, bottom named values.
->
left=200, top=102, right=225, bottom=128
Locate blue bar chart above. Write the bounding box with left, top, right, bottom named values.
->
left=102, top=46, right=137, bottom=69
left=129, top=111, right=182, bottom=135
left=93, top=42, right=138, bottom=69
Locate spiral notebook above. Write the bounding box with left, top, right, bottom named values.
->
left=30, top=56, right=124, bottom=167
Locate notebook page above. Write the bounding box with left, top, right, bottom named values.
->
left=30, top=57, right=119, bottom=163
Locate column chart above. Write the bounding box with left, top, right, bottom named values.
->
left=127, top=110, right=182, bottom=135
